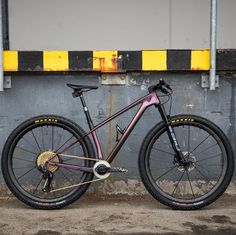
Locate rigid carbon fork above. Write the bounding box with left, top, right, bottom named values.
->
left=157, top=104, right=185, bottom=164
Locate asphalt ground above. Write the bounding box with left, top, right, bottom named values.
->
left=0, top=194, right=236, bottom=235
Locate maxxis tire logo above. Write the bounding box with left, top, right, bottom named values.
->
left=171, top=118, right=194, bottom=124
left=34, top=118, right=58, bottom=124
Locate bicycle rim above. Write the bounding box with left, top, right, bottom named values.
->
left=145, top=121, right=228, bottom=203
left=7, top=121, right=93, bottom=203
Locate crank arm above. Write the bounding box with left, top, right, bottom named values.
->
left=105, top=167, right=128, bottom=173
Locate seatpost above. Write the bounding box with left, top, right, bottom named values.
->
left=79, top=93, right=94, bottom=130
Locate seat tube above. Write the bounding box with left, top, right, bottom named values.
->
left=79, top=94, right=103, bottom=160
left=91, top=131, right=103, bottom=160
left=79, top=93, right=94, bottom=130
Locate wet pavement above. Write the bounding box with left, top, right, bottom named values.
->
left=0, top=194, right=236, bottom=235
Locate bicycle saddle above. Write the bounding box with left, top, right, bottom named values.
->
left=67, top=83, right=98, bottom=96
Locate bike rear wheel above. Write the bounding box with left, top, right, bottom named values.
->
left=139, top=115, right=234, bottom=210
left=1, top=115, right=96, bottom=209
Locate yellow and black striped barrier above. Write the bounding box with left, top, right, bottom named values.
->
left=3, top=49, right=236, bottom=73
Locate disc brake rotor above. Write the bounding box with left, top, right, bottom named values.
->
left=175, top=152, right=196, bottom=172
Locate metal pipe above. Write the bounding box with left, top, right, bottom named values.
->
left=2, top=0, right=9, bottom=50
left=0, top=0, right=4, bottom=92
left=209, top=0, right=217, bottom=90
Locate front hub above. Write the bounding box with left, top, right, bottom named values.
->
left=175, top=152, right=196, bottom=172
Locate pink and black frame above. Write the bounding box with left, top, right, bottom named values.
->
left=48, top=89, right=184, bottom=172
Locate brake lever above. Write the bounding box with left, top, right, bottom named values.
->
left=165, top=83, right=172, bottom=92
left=159, top=86, right=169, bottom=95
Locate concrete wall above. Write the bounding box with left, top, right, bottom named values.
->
left=8, top=0, right=236, bottom=50
left=0, top=74, right=236, bottom=195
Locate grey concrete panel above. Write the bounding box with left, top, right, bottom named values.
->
left=218, top=0, right=236, bottom=48
left=8, top=0, right=236, bottom=50
left=8, top=0, right=170, bottom=50
left=171, top=0, right=210, bottom=48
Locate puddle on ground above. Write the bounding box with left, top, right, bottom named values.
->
left=183, top=222, right=236, bottom=235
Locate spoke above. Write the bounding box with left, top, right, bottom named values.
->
left=196, top=153, right=222, bottom=163
left=22, top=137, right=39, bottom=153
left=55, top=135, right=74, bottom=152
left=59, top=169, right=73, bottom=185
left=15, top=146, right=38, bottom=155
left=52, top=126, right=54, bottom=151
left=198, top=164, right=222, bottom=167
left=50, top=183, right=57, bottom=198
left=61, top=157, right=84, bottom=162
left=197, top=163, right=222, bottom=177
left=17, top=166, right=37, bottom=180
left=50, top=174, right=57, bottom=198
left=14, top=157, right=35, bottom=163
left=63, top=167, right=77, bottom=175
left=194, top=166, right=215, bottom=187
left=62, top=158, right=75, bottom=162
left=194, top=143, right=218, bottom=156
left=154, top=139, right=173, bottom=151
left=189, top=134, right=210, bottom=154
left=152, top=147, right=175, bottom=156
left=41, top=126, right=45, bottom=150
left=33, top=175, right=44, bottom=194
left=156, top=166, right=176, bottom=180
left=56, top=128, right=64, bottom=151
left=188, top=125, right=190, bottom=157
left=152, top=165, right=177, bottom=170
left=172, top=171, right=185, bottom=195
left=31, top=130, right=42, bottom=152
left=64, top=142, right=82, bottom=153
left=186, top=170, right=195, bottom=197
left=13, top=166, right=35, bottom=170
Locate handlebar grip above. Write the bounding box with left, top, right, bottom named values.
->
left=165, top=83, right=172, bottom=91
left=148, top=85, right=157, bottom=93
left=159, top=87, right=169, bottom=94
left=148, top=79, right=172, bottom=94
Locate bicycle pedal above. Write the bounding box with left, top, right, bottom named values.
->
left=108, top=167, right=128, bottom=173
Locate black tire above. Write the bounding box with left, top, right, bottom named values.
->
left=1, top=115, right=96, bottom=209
left=139, top=114, right=234, bottom=210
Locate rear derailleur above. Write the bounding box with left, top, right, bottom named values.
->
left=39, top=165, right=53, bottom=192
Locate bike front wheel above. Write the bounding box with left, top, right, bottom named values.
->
left=139, top=115, right=234, bottom=210
left=1, top=115, right=96, bottom=209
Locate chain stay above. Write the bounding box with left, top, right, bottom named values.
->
left=49, top=178, right=103, bottom=193
left=48, top=154, right=102, bottom=193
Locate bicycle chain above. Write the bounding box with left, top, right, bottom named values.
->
left=49, top=154, right=105, bottom=193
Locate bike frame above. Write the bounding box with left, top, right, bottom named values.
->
left=48, top=90, right=182, bottom=172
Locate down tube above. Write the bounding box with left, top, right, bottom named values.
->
left=106, top=92, right=159, bottom=163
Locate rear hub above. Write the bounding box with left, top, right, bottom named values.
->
left=36, top=150, right=60, bottom=172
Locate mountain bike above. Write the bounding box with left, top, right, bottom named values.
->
left=1, top=79, right=234, bottom=210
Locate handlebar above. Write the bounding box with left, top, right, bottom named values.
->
left=148, top=79, right=172, bottom=95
